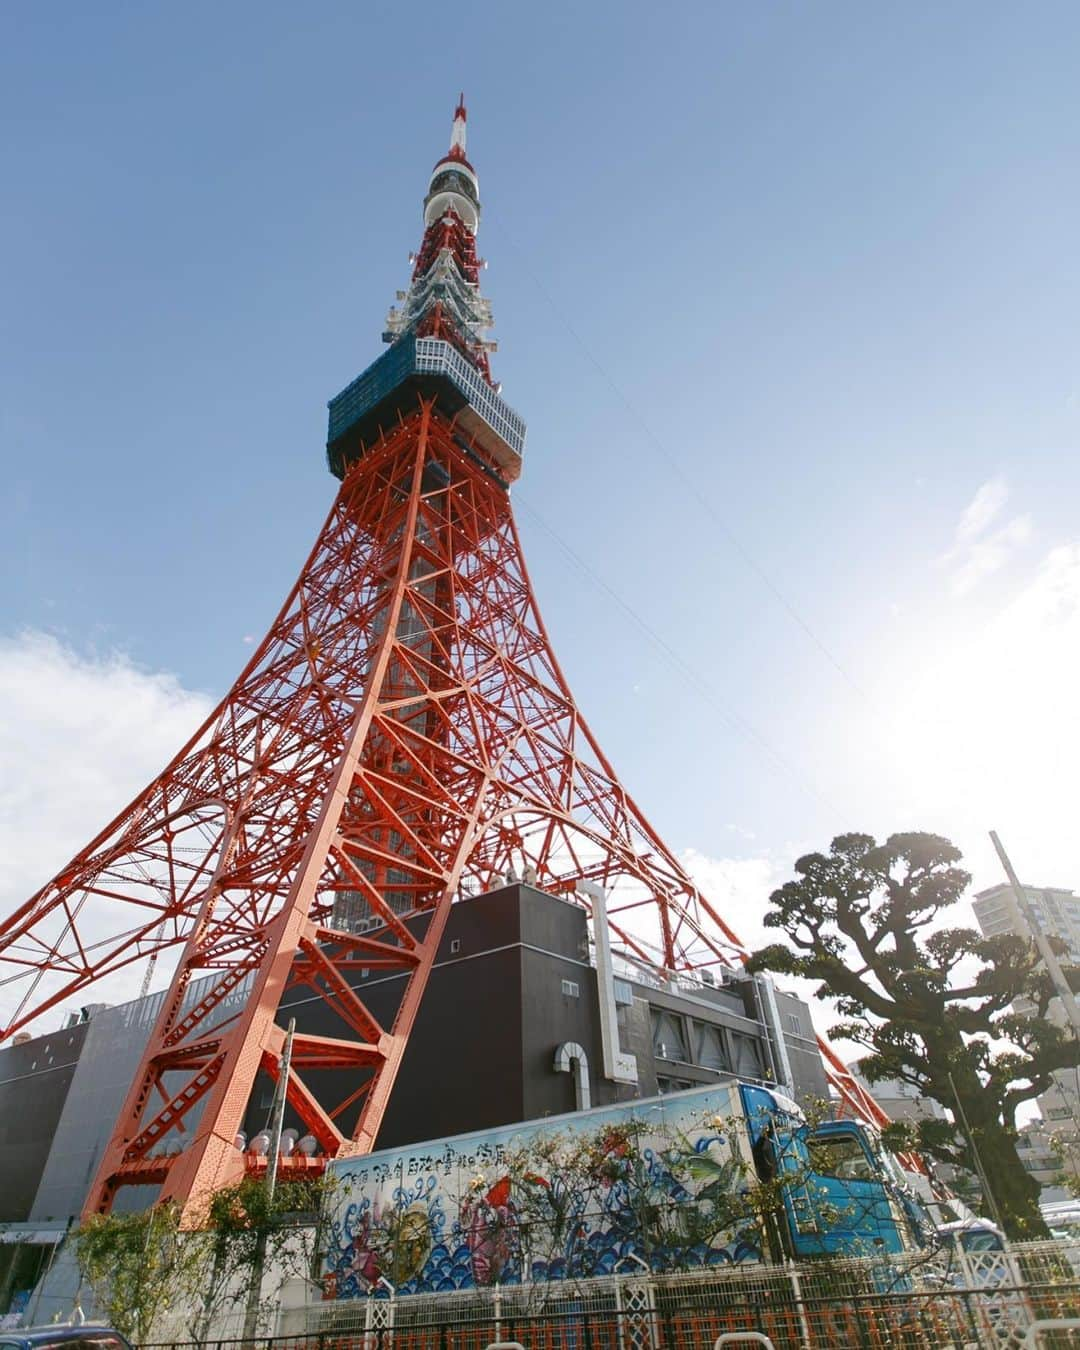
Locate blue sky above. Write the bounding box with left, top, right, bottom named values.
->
left=3, top=2, right=1079, bottom=967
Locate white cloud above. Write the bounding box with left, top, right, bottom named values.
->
left=723, top=822, right=757, bottom=842
left=950, top=516, right=1033, bottom=597
left=955, top=477, right=1008, bottom=545
left=879, top=540, right=1080, bottom=891
left=681, top=847, right=781, bottom=955
left=0, top=631, right=213, bottom=1020
left=941, top=477, right=1032, bottom=596
left=681, top=846, right=836, bottom=1046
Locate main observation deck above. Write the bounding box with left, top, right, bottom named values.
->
left=326, top=336, right=526, bottom=484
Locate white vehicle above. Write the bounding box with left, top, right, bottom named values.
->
left=1041, top=1200, right=1080, bottom=1240
left=935, top=1217, right=1005, bottom=1253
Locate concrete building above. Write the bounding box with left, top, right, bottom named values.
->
left=1015, top=1119, right=1063, bottom=1184
left=847, top=1061, right=950, bottom=1129
left=973, top=883, right=1080, bottom=1145
left=972, top=884, right=1080, bottom=966
left=0, top=882, right=826, bottom=1317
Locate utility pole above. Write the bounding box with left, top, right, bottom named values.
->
left=242, top=1017, right=295, bottom=1342
left=990, top=831, right=1080, bottom=1038
left=263, top=1018, right=296, bottom=1207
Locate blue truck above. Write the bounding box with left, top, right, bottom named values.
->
left=321, top=1079, right=929, bottom=1296
left=738, top=1083, right=932, bottom=1260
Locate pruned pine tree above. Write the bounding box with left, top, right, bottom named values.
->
left=746, top=831, right=1080, bottom=1240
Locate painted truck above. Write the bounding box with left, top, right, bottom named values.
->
left=322, top=1080, right=930, bottom=1297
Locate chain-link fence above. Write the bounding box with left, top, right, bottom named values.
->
left=147, top=1239, right=1080, bottom=1350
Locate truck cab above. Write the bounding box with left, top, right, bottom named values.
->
left=739, top=1085, right=929, bottom=1259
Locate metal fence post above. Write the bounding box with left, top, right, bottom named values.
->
left=786, top=1261, right=813, bottom=1350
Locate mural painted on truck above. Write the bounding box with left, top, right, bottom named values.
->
left=323, top=1085, right=764, bottom=1297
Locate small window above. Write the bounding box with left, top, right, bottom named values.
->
left=651, top=1009, right=689, bottom=1062
left=450, top=938, right=461, bottom=954
left=806, top=1134, right=875, bottom=1181
left=360, top=967, right=369, bottom=979
left=561, top=979, right=579, bottom=998
left=786, top=1014, right=803, bottom=1036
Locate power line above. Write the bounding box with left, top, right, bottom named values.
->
left=515, top=494, right=842, bottom=816
left=495, top=224, right=865, bottom=699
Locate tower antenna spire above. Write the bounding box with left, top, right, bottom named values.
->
left=382, top=92, right=490, bottom=378
left=450, top=93, right=468, bottom=158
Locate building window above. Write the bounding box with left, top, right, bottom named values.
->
left=449, top=939, right=461, bottom=954
left=786, top=1014, right=803, bottom=1036
left=651, top=1009, right=688, bottom=1062
left=561, top=979, right=580, bottom=998
left=729, top=1032, right=763, bottom=1078
left=694, top=1022, right=731, bottom=1072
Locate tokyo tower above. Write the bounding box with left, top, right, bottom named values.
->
left=0, top=100, right=887, bottom=1224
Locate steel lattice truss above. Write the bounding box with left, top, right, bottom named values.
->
left=0, top=405, right=770, bottom=1221
left=0, top=100, right=915, bottom=1222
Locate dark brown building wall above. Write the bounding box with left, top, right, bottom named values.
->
left=0, top=1021, right=88, bottom=1222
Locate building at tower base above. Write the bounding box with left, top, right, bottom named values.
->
left=0, top=881, right=825, bottom=1316
left=241, top=882, right=827, bottom=1152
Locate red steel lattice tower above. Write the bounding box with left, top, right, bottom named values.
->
left=0, top=102, right=892, bottom=1223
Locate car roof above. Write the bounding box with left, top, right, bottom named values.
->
left=13, top=1328, right=128, bottom=1345
left=937, top=1218, right=1003, bottom=1235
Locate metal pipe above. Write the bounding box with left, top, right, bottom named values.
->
left=755, top=975, right=795, bottom=1094
left=576, top=881, right=637, bottom=1084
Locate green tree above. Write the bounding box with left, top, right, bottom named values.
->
left=75, top=1201, right=205, bottom=1343
left=745, top=831, right=1080, bottom=1241
left=74, top=1177, right=334, bottom=1345
left=198, top=1175, right=333, bottom=1341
